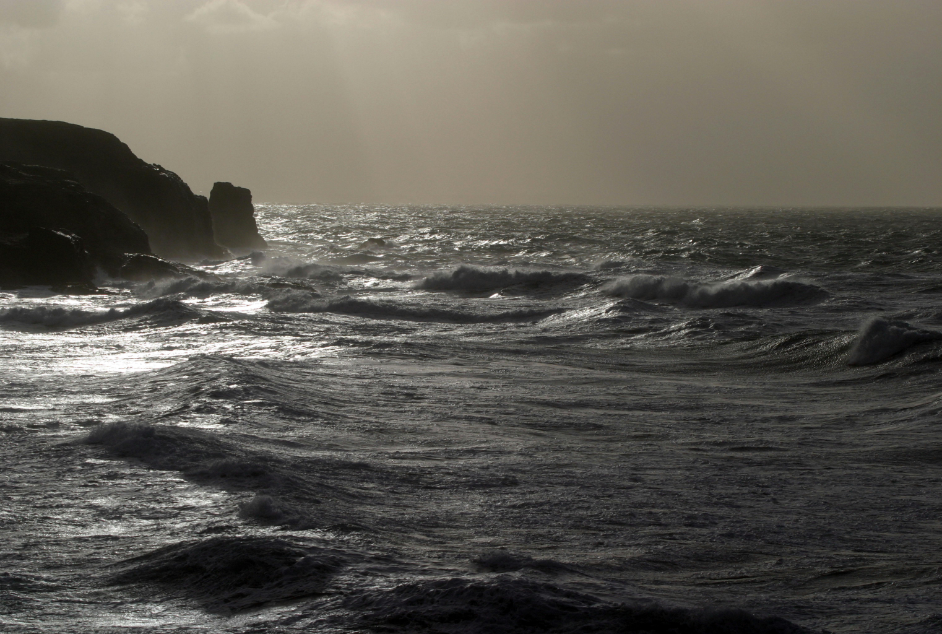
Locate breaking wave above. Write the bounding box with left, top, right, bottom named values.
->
left=266, top=292, right=556, bottom=323
left=139, top=276, right=270, bottom=299
left=847, top=317, right=942, bottom=366
left=603, top=275, right=827, bottom=308
left=417, top=265, right=589, bottom=293
left=239, top=494, right=294, bottom=524
left=0, top=298, right=205, bottom=329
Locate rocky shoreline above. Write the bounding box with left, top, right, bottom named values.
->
left=0, top=118, right=266, bottom=291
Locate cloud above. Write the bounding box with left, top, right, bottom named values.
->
left=116, top=1, right=149, bottom=26
left=186, top=0, right=276, bottom=33
left=0, top=0, right=64, bottom=28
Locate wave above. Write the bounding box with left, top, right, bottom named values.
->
left=239, top=494, right=295, bottom=524
left=139, top=276, right=270, bottom=299
left=847, top=317, right=942, bottom=366
left=112, top=536, right=344, bottom=613
left=111, top=355, right=326, bottom=422
left=729, top=265, right=788, bottom=281
left=266, top=291, right=556, bottom=323
left=417, top=265, right=589, bottom=293
left=86, top=421, right=245, bottom=470
left=603, top=274, right=827, bottom=308
left=254, top=257, right=346, bottom=282
left=0, top=297, right=206, bottom=329
left=344, top=577, right=812, bottom=634
left=472, top=551, right=572, bottom=575
left=82, top=416, right=380, bottom=528
left=83, top=421, right=280, bottom=487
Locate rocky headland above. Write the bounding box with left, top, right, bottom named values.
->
left=0, top=162, right=216, bottom=289
left=0, top=118, right=271, bottom=290
left=0, top=162, right=152, bottom=288
left=0, top=118, right=227, bottom=261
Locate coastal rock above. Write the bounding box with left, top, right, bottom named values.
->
left=0, top=162, right=151, bottom=287
left=118, top=253, right=211, bottom=282
left=0, top=227, right=94, bottom=288
left=0, top=118, right=226, bottom=261
left=208, top=182, right=267, bottom=250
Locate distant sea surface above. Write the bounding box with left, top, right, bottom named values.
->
left=2, top=206, right=942, bottom=633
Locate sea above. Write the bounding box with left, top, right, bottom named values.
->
left=1, top=205, right=941, bottom=633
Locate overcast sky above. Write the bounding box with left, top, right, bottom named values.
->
left=1, top=0, right=941, bottom=206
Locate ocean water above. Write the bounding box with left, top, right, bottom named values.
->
left=2, top=205, right=942, bottom=633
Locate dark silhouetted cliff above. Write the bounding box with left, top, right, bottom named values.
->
left=208, top=182, right=267, bottom=250
left=0, top=162, right=153, bottom=288
left=0, top=118, right=226, bottom=261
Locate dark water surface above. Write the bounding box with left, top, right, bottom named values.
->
left=2, top=206, right=941, bottom=633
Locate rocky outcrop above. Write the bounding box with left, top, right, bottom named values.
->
left=0, top=162, right=204, bottom=289
left=0, top=118, right=226, bottom=261
left=208, top=182, right=267, bottom=250
left=118, top=253, right=210, bottom=282
left=0, top=162, right=152, bottom=287
left=0, top=227, right=95, bottom=288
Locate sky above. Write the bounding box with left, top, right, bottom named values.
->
left=1, top=0, right=941, bottom=206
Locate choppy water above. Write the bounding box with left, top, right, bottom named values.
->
left=2, top=206, right=942, bottom=633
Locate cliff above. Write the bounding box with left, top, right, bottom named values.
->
left=0, top=162, right=151, bottom=287
left=0, top=118, right=226, bottom=261
left=208, top=182, right=267, bottom=250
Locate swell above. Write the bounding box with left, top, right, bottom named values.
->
left=111, top=536, right=346, bottom=613
left=417, top=265, right=589, bottom=294
left=603, top=274, right=827, bottom=309
left=344, top=577, right=813, bottom=634
left=701, top=317, right=942, bottom=374
left=82, top=420, right=364, bottom=530
left=846, top=317, right=942, bottom=366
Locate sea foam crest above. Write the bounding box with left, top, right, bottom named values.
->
left=603, top=274, right=826, bottom=308
left=417, top=265, right=588, bottom=293
left=846, top=317, right=942, bottom=366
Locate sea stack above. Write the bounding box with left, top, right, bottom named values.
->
left=208, top=182, right=267, bottom=250
left=0, top=118, right=226, bottom=261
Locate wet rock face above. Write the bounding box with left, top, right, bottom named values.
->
left=0, top=162, right=152, bottom=287
left=0, top=227, right=94, bottom=288
left=0, top=118, right=226, bottom=261
left=208, top=182, right=267, bottom=250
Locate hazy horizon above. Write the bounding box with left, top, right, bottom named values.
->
left=2, top=0, right=941, bottom=206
